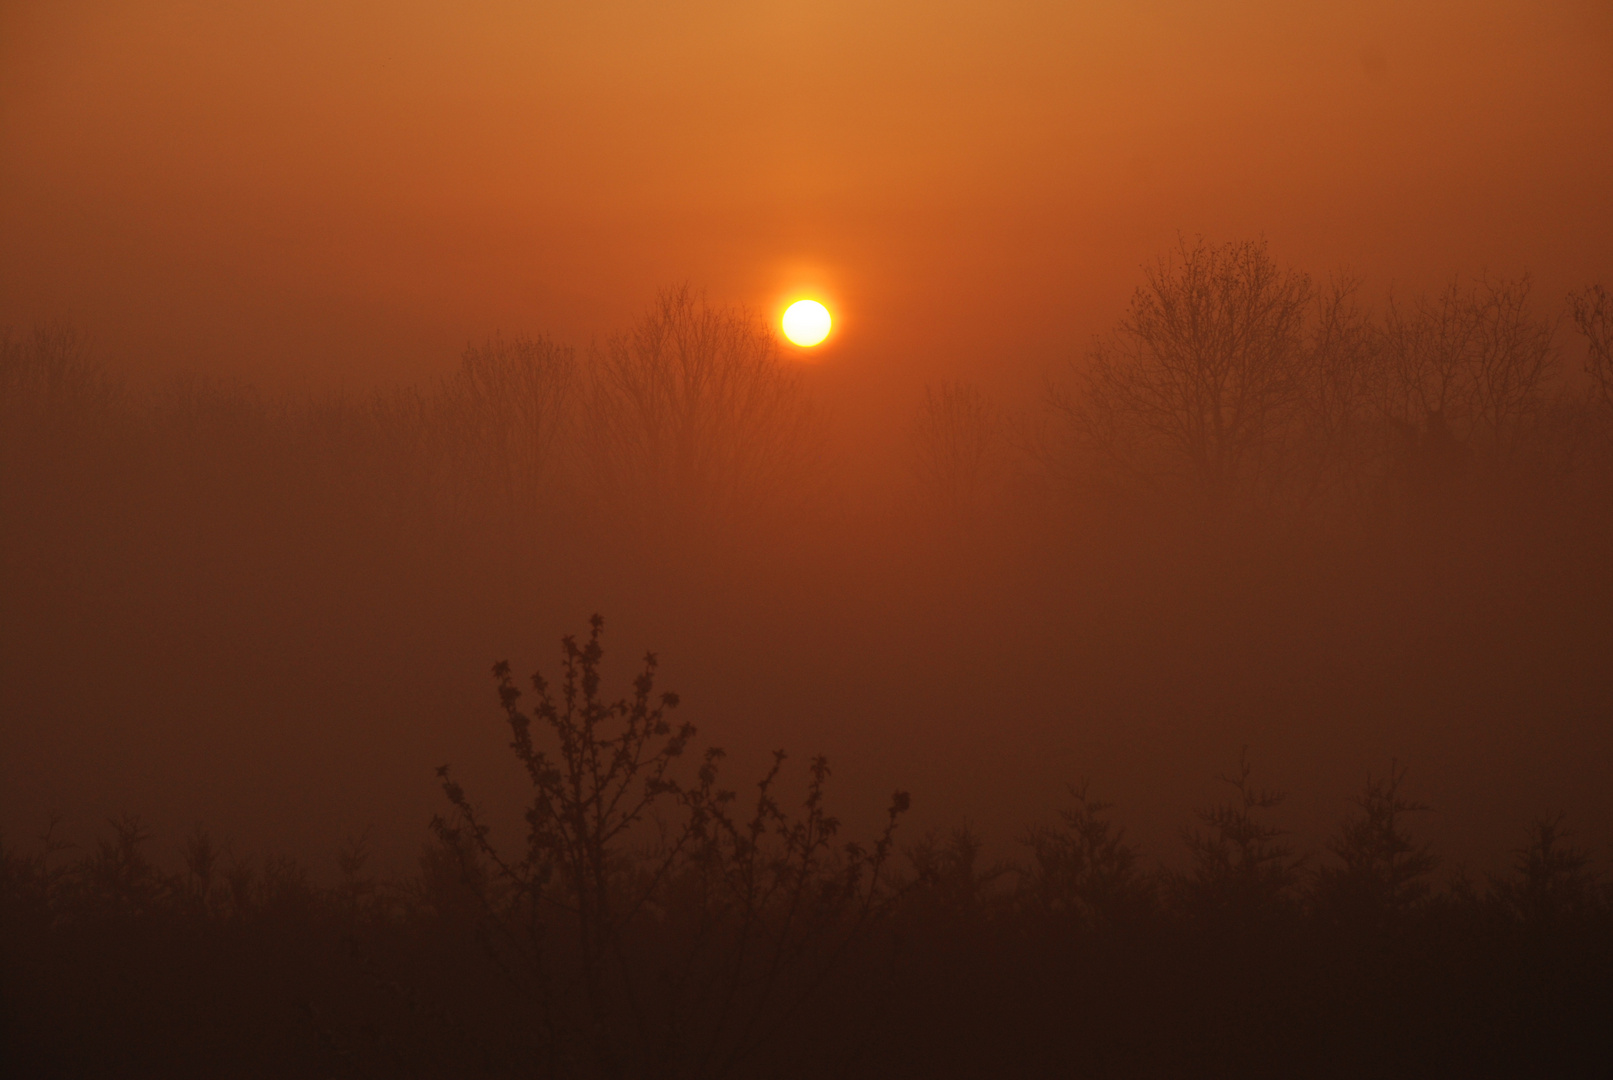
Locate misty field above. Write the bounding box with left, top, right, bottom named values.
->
left=6, top=0, right=1612, bottom=1071
left=5, top=245, right=1613, bottom=1076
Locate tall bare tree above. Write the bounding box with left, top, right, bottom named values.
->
left=1294, top=277, right=1382, bottom=510
left=908, top=381, right=1001, bottom=517
left=437, top=334, right=577, bottom=508
left=1572, top=283, right=1613, bottom=412
left=580, top=287, right=825, bottom=527
left=1060, top=238, right=1313, bottom=499
left=1377, top=275, right=1559, bottom=474
left=1468, top=276, right=1560, bottom=466
left=354, top=334, right=576, bottom=523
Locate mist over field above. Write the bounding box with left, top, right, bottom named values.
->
left=4, top=2, right=1612, bottom=1077
left=7, top=264, right=1613, bottom=872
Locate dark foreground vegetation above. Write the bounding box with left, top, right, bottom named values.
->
left=5, top=618, right=1612, bottom=1079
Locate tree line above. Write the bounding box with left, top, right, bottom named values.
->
left=1, top=285, right=824, bottom=553
left=916, top=240, right=1613, bottom=524
left=7, top=244, right=1612, bottom=554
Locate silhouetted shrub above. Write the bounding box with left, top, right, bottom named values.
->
left=1020, top=783, right=1152, bottom=928
left=902, top=824, right=1012, bottom=924
left=1313, top=762, right=1438, bottom=929
left=431, top=615, right=909, bottom=1078
left=1491, top=815, right=1603, bottom=927
left=1174, top=751, right=1303, bottom=922
left=578, top=287, right=827, bottom=532
left=5, top=751, right=1612, bottom=1079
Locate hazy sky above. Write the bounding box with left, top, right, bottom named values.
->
left=3, top=0, right=1611, bottom=392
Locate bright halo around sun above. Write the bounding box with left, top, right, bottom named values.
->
left=781, top=299, right=832, bottom=347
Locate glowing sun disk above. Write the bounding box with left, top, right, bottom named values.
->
left=782, top=300, right=832, bottom=347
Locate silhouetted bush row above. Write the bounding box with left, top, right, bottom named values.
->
left=5, top=622, right=1610, bottom=1078
left=5, top=770, right=1609, bottom=1077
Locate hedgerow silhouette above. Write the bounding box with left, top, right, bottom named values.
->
left=4, top=699, right=1612, bottom=1079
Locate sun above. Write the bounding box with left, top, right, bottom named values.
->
left=781, top=299, right=832, bottom=347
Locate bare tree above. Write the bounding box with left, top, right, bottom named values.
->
left=1572, top=283, right=1613, bottom=412
left=0, top=324, right=122, bottom=420
left=1377, top=275, right=1559, bottom=476
left=1377, top=280, right=1481, bottom=438
left=580, top=287, right=825, bottom=528
left=0, top=324, right=130, bottom=481
left=437, top=334, right=577, bottom=508
left=1468, top=276, right=1560, bottom=465
left=347, top=335, right=575, bottom=526
left=908, top=381, right=1001, bottom=516
left=1294, top=277, right=1383, bottom=511
left=1059, top=238, right=1313, bottom=499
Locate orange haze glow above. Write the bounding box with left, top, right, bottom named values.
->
left=3, top=0, right=1613, bottom=885
left=2, top=0, right=1608, bottom=397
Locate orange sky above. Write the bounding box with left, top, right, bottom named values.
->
left=2, top=0, right=1610, bottom=394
